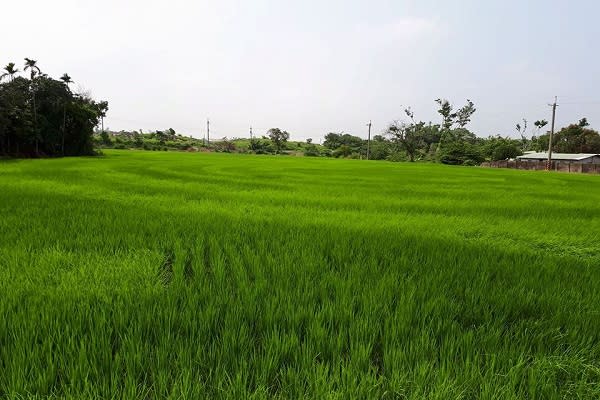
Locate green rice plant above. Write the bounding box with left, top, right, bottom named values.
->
left=0, top=150, right=599, bottom=398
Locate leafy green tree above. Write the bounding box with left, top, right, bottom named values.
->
left=323, top=132, right=344, bottom=149
left=333, top=144, right=352, bottom=158
left=369, top=135, right=392, bottom=160
left=0, top=77, right=33, bottom=154
left=267, top=128, right=290, bottom=153
left=303, top=143, right=320, bottom=157
left=435, top=99, right=456, bottom=131
left=0, top=59, right=107, bottom=157
left=386, top=108, right=425, bottom=162
left=551, top=118, right=600, bottom=153
left=134, top=133, right=144, bottom=148
left=456, top=100, right=476, bottom=128
left=323, top=132, right=365, bottom=156
left=249, top=138, right=273, bottom=154
left=493, top=143, right=521, bottom=161
left=435, top=99, right=475, bottom=133
left=100, top=131, right=111, bottom=145
left=483, top=136, right=522, bottom=161
left=435, top=98, right=475, bottom=130
left=438, top=140, right=484, bottom=165
left=435, top=99, right=479, bottom=164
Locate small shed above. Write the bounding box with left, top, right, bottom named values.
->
left=517, top=153, right=600, bottom=164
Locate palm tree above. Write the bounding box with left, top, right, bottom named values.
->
left=23, top=58, right=40, bottom=80
left=60, top=74, right=73, bottom=155
left=0, top=63, right=19, bottom=82
left=24, top=58, right=41, bottom=154
left=60, top=73, right=73, bottom=86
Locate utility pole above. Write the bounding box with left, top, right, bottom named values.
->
left=546, top=97, right=558, bottom=170
left=207, top=118, right=210, bottom=145
left=250, top=126, right=253, bottom=140
left=366, top=120, right=372, bottom=160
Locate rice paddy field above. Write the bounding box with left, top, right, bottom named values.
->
left=1, top=150, right=600, bottom=399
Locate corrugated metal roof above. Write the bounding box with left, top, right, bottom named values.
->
left=517, top=153, right=600, bottom=161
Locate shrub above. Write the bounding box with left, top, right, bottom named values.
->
left=303, top=144, right=320, bottom=157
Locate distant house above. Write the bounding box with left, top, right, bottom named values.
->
left=517, top=153, right=600, bottom=164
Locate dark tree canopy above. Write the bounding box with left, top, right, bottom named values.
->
left=0, top=58, right=108, bottom=157
left=552, top=119, right=600, bottom=153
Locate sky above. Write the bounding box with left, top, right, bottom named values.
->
left=2, top=0, right=599, bottom=142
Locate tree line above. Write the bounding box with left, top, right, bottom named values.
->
left=318, top=99, right=600, bottom=164
left=96, top=97, right=600, bottom=165
left=0, top=59, right=108, bottom=157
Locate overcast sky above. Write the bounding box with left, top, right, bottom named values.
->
left=2, top=0, right=598, bottom=141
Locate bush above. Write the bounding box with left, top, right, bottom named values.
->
left=491, top=143, right=522, bottom=161
left=100, top=131, right=112, bottom=146
left=387, top=151, right=408, bottom=162
left=333, top=145, right=352, bottom=158
left=369, top=142, right=391, bottom=160
left=249, top=138, right=273, bottom=154
left=304, top=144, right=320, bottom=157
left=438, top=141, right=484, bottom=165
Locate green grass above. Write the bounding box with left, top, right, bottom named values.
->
left=1, top=150, right=600, bottom=399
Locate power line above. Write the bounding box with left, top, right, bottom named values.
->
left=559, top=101, right=600, bottom=105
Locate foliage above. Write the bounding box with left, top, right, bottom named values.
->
left=533, top=119, right=548, bottom=136
left=0, top=58, right=107, bottom=157
left=248, top=138, right=273, bottom=154
left=267, top=128, right=290, bottom=153
left=368, top=135, right=392, bottom=160
left=332, top=144, right=352, bottom=158
left=552, top=118, right=600, bottom=153
left=434, top=99, right=480, bottom=165
left=323, top=132, right=365, bottom=156
left=303, top=143, right=320, bottom=157
left=435, top=98, right=476, bottom=130
left=483, top=136, right=523, bottom=161
left=386, top=108, right=429, bottom=162
left=532, top=118, right=600, bottom=153
left=438, top=139, right=484, bottom=165
left=516, top=118, right=528, bottom=151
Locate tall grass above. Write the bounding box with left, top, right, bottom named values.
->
left=1, top=150, right=599, bottom=398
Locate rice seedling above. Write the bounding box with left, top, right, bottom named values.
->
left=1, top=150, right=599, bottom=398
